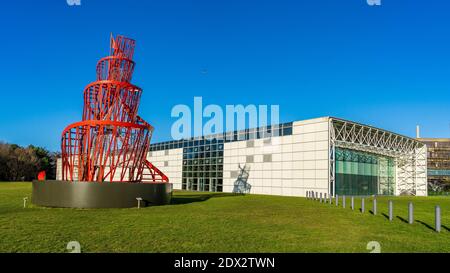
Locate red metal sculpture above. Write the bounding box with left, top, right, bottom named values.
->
left=61, top=35, right=168, bottom=183
left=37, top=171, right=46, bottom=181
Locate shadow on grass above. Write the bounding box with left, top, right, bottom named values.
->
left=416, top=220, right=435, bottom=231
left=374, top=213, right=448, bottom=232
left=381, top=213, right=398, bottom=221
left=171, top=192, right=244, bottom=205
left=379, top=214, right=415, bottom=224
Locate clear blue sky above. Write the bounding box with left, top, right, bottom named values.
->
left=0, top=0, right=449, bottom=152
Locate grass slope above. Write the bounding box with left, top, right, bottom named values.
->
left=0, top=182, right=449, bottom=253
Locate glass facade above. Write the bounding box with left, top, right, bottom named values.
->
left=335, top=148, right=395, bottom=196
left=181, top=139, right=225, bottom=192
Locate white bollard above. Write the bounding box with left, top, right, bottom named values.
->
left=408, top=202, right=413, bottom=224
left=435, top=206, right=441, bottom=233
left=388, top=200, right=393, bottom=221
left=136, top=197, right=143, bottom=209
left=373, top=198, right=377, bottom=215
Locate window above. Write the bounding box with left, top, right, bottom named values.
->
left=283, top=126, right=293, bottom=136
left=335, top=148, right=395, bottom=196
left=263, top=154, right=272, bottom=162
left=181, top=140, right=225, bottom=193
left=246, top=155, right=254, bottom=163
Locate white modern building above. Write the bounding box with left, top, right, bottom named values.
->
left=147, top=117, right=428, bottom=197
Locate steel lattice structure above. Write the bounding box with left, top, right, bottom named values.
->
left=61, top=35, right=168, bottom=183
left=329, top=118, right=427, bottom=196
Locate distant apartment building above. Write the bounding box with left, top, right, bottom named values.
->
left=417, top=137, right=450, bottom=190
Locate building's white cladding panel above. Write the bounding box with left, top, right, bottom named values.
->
left=56, top=158, right=63, bottom=180
left=148, top=148, right=183, bottom=190
left=223, top=117, right=330, bottom=197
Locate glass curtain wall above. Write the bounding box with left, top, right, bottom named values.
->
left=335, top=148, right=395, bottom=196
left=181, top=139, right=224, bottom=192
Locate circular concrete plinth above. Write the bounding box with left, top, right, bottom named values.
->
left=32, top=180, right=172, bottom=208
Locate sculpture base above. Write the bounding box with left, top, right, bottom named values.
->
left=32, top=180, right=172, bottom=208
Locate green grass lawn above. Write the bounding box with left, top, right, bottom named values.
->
left=0, top=182, right=449, bottom=253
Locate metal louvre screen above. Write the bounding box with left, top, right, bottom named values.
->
left=335, top=148, right=395, bottom=196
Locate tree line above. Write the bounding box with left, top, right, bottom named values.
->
left=0, top=142, right=60, bottom=182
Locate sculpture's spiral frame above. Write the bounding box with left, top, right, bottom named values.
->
left=61, top=35, right=168, bottom=184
